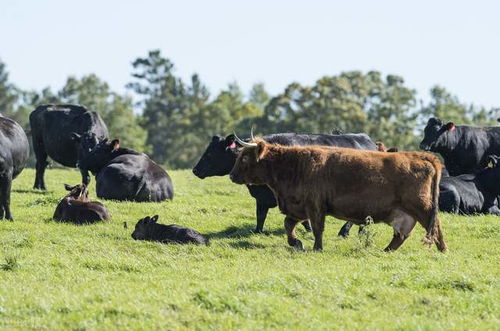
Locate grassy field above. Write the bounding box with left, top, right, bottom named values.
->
left=0, top=168, right=499, bottom=330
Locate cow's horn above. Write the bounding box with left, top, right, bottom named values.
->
left=250, top=126, right=255, bottom=141
left=233, top=132, right=257, bottom=147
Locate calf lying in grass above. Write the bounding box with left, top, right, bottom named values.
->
left=53, top=184, right=110, bottom=224
left=131, top=215, right=209, bottom=245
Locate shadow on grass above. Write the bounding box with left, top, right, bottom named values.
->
left=228, top=240, right=268, bottom=249
left=205, top=224, right=285, bottom=240
left=13, top=189, right=52, bottom=195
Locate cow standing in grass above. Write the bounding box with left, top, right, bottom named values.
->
left=0, top=116, right=29, bottom=220
left=29, top=104, right=108, bottom=190
left=193, top=132, right=377, bottom=233
left=230, top=137, right=447, bottom=252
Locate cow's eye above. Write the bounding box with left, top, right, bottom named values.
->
left=242, top=156, right=248, bottom=163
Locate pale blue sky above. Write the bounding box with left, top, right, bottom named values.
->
left=1, top=0, right=499, bottom=107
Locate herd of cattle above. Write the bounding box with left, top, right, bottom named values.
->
left=1, top=104, right=499, bottom=250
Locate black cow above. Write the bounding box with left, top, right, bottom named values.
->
left=420, top=117, right=500, bottom=176
left=439, top=155, right=500, bottom=215
left=29, top=104, right=108, bottom=190
left=193, top=132, right=377, bottom=233
left=131, top=215, right=209, bottom=245
left=78, top=139, right=174, bottom=202
left=0, top=116, right=30, bottom=220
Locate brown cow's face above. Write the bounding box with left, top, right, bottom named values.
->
left=229, top=140, right=268, bottom=185
left=64, top=183, right=89, bottom=201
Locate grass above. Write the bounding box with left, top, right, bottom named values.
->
left=0, top=168, right=499, bottom=330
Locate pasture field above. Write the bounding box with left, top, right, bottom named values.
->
left=0, top=169, right=499, bottom=330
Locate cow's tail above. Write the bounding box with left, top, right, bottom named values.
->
left=425, top=159, right=442, bottom=245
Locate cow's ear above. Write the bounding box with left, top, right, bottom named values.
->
left=486, top=155, right=498, bottom=168
left=64, top=184, right=74, bottom=191
left=70, top=133, right=81, bottom=142
left=151, top=215, right=159, bottom=223
left=444, top=122, right=455, bottom=131
left=225, top=134, right=237, bottom=150
left=111, top=139, right=120, bottom=151
left=255, top=140, right=268, bottom=161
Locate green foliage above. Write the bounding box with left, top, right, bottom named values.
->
left=0, top=169, right=499, bottom=329
left=2, top=54, right=500, bottom=168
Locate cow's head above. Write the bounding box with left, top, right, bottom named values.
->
left=131, top=215, right=158, bottom=240
left=77, top=138, right=120, bottom=174
left=192, top=134, right=241, bottom=179
left=230, top=137, right=269, bottom=185
left=71, top=132, right=100, bottom=163
left=419, top=118, right=456, bottom=151
left=63, top=183, right=89, bottom=201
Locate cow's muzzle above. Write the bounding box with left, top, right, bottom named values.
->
left=229, top=173, right=244, bottom=184
left=419, top=143, right=431, bottom=151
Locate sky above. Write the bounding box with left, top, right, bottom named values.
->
left=1, top=0, right=499, bottom=108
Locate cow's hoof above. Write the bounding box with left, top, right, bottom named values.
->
left=293, top=239, right=304, bottom=251
left=254, top=228, right=264, bottom=234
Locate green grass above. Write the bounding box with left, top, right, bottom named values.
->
left=1, top=169, right=499, bottom=330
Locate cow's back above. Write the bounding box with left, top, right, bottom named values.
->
left=263, top=133, right=377, bottom=150
left=96, top=154, right=173, bottom=202
left=30, top=105, right=108, bottom=167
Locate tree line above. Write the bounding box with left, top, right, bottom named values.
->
left=1, top=51, right=498, bottom=168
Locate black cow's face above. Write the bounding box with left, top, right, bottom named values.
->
left=419, top=118, right=455, bottom=151
left=230, top=139, right=268, bottom=185
left=78, top=138, right=120, bottom=174
left=72, top=132, right=100, bottom=165
left=131, top=215, right=158, bottom=240
left=192, top=135, right=240, bottom=179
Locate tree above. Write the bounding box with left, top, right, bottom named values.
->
left=58, top=74, right=148, bottom=151
left=0, top=59, right=18, bottom=117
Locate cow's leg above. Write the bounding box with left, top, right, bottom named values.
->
left=301, top=220, right=312, bottom=232
left=0, top=173, right=13, bottom=220
left=384, top=209, right=416, bottom=252
left=255, top=202, right=269, bottom=233
left=80, top=169, right=91, bottom=186
left=33, top=140, right=48, bottom=190
left=310, top=214, right=326, bottom=251
left=338, top=221, right=353, bottom=237
left=284, top=216, right=303, bottom=250
left=434, top=219, right=448, bottom=252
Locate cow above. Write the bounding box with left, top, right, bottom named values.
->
left=29, top=104, right=109, bottom=190
left=0, top=115, right=30, bottom=220
left=229, top=137, right=447, bottom=252
left=193, top=132, right=378, bottom=233
left=439, top=155, right=500, bottom=215
left=419, top=117, right=500, bottom=176
left=131, top=215, right=209, bottom=245
left=77, top=138, right=174, bottom=202
left=53, top=183, right=110, bottom=224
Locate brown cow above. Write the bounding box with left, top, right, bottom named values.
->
left=229, top=138, right=447, bottom=252
left=53, top=184, right=110, bottom=224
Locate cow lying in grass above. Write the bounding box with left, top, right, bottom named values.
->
left=439, top=155, right=500, bottom=215
left=78, top=139, right=174, bottom=202
left=53, top=184, right=110, bottom=224
left=230, top=137, right=447, bottom=252
left=131, top=215, right=209, bottom=245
